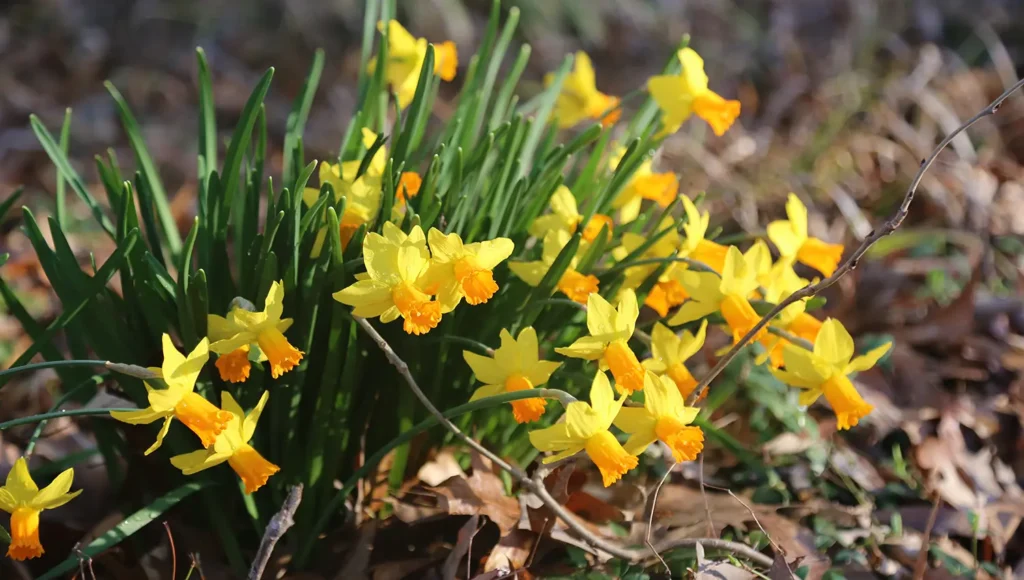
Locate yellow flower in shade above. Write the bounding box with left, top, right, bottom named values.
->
left=208, top=281, right=304, bottom=382
left=668, top=246, right=764, bottom=344
left=610, top=153, right=680, bottom=224
left=754, top=261, right=816, bottom=368
left=529, top=372, right=637, bottom=486
left=375, top=20, right=457, bottom=108
left=464, top=327, right=562, bottom=423
left=546, top=51, right=621, bottom=128
left=0, top=458, right=81, bottom=560
left=529, top=186, right=613, bottom=244
left=111, top=336, right=231, bottom=454
left=679, top=196, right=729, bottom=273
left=613, top=372, right=704, bottom=462
left=771, top=319, right=890, bottom=430
left=423, top=228, right=514, bottom=310
left=397, top=171, right=422, bottom=205
left=508, top=229, right=599, bottom=304
left=612, top=219, right=683, bottom=313
left=767, top=194, right=845, bottom=276
left=302, top=128, right=385, bottom=254
left=643, top=321, right=707, bottom=399
left=170, top=391, right=279, bottom=494
left=334, top=223, right=441, bottom=335
left=647, top=47, right=741, bottom=137
left=555, top=290, right=645, bottom=394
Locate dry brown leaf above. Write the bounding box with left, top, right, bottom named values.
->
left=430, top=464, right=520, bottom=535
left=482, top=528, right=536, bottom=574
left=418, top=448, right=466, bottom=487
left=694, top=542, right=755, bottom=579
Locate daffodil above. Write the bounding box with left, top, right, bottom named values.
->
left=374, top=20, right=457, bottom=108
left=610, top=150, right=680, bottom=223
left=679, top=196, right=729, bottom=273
left=647, top=47, right=741, bottom=137
left=546, top=51, right=620, bottom=128
left=302, top=128, right=385, bottom=254
left=555, top=289, right=645, bottom=394
left=334, top=223, right=441, bottom=335
left=771, top=319, right=890, bottom=430
left=614, top=372, right=704, bottom=462
left=755, top=261, right=816, bottom=368
left=767, top=194, right=844, bottom=276
left=529, top=185, right=613, bottom=244
left=508, top=229, right=599, bottom=304
left=668, top=246, right=764, bottom=344
left=612, top=219, right=682, bottom=313
left=464, top=327, right=561, bottom=423
left=529, top=372, right=637, bottom=486
left=643, top=320, right=707, bottom=399
left=170, top=391, right=279, bottom=493
left=423, top=228, right=514, bottom=310
left=397, top=171, right=422, bottom=206
left=0, top=458, right=81, bottom=560
left=208, top=281, right=304, bottom=382
left=111, top=335, right=231, bottom=454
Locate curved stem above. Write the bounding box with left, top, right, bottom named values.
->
left=766, top=326, right=814, bottom=351
left=0, top=407, right=136, bottom=431
left=0, top=359, right=107, bottom=380
left=25, top=374, right=107, bottom=456
left=298, top=387, right=575, bottom=566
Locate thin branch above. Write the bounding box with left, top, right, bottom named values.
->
left=687, top=76, right=1024, bottom=405
left=248, top=484, right=303, bottom=580
left=354, top=316, right=774, bottom=569
left=766, top=326, right=814, bottom=351
left=645, top=462, right=678, bottom=573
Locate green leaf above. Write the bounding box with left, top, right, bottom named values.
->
left=517, top=53, right=572, bottom=177
left=283, top=49, right=325, bottom=187
left=105, top=81, right=182, bottom=255
left=196, top=48, right=218, bottom=178
left=217, top=67, right=275, bottom=233
left=0, top=187, right=24, bottom=223
left=29, top=115, right=114, bottom=237
left=54, top=108, right=72, bottom=228
left=39, top=481, right=209, bottom=580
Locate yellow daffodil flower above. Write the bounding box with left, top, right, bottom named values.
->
left=555, top=289, right=645, bottom=394
left=546, top=51, right=621, bottom=128
left=208, top=281, right=304, bottom=382
left=668, top=246, right=764, bottom=344
left=111, top=336, right=231, bottom=454
left=0, top=458, right=81, bottom=560
left=302, top=128, right=385, bottom=254
left=334, top=223, right=441, bottom=335
left=612, top=218, right=683, bottom=313
left=529, top=371, right=637, bottom=486
left=508, top=229, right=599, bottom=304
left=464, top=327, right=561, bottom=423
left=610, top=150, right=680, bottom=223
left=767, top=194, right=844, bottom=276
left=170, top=391, right=279, bottom=494
left=647, top=47, right=741, bottom=137
left=397, top=171, right=422, bottom=206
left=643, top=320, right=707, bottom=399
left=529, top=185, right=613, bottom=244
left=613, top=372, right=704, bottom=462
left=375, top=20, right=457, bottom=108
left=679, top=196, right=729, bottom=273
left=423, top=228, right=514, bottom=310
left=771, top=319, right=890, bottom=430
left=755, top=262, right=817, bottom=368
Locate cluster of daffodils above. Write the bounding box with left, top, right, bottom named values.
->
left=5, top=281, right=305, bottom=559
left=334, top=223, right=513, bottom=335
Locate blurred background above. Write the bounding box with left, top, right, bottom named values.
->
left=2, top=0, right=1024, bottom=577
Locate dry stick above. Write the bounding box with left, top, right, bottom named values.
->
left=248, top=484, right=303, bottom=580
left=354, top=316, right=775, bottom=568
left=645, top=462, right=678, bottom=573
left=685, top=76, right=1024, bottom=406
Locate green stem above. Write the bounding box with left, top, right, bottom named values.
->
left=601, top=255, right=717, bottom=277
left=0, top=359, right=107, bottom=380
left=25, top=374, right=107, bottom=456
left=766, top=326, right=814, bottom=350
left=0, top=408, right=135, bottom=431
left=296, top=388, right=573, bottom=566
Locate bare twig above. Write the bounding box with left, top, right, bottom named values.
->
left=687, top=76, right=1024, bottom=405
left=913, top=490, right=942, bottom=580
left=354, top=316, right=775, bottom=569
left=248, top=484, right=303, bottom=580
left=164, top=521, right=177, bottom=580
left=645, top=461, right=678, bottom=573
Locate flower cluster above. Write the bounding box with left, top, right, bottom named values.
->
left=334, top=223, right=513, bottom=335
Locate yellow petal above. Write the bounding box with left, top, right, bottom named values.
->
left=4, top=459, right=38, bottom=505
left=528, top=423, right=576, bottom=453
left=333, top=280, right=395, bottom=318
left=464, top=351, right=507, bottom=385
left=845, top=342, right=892, bottom=375
left=143, top=416, right=175, bottom=456
left=242, top=391, right=271, bottom=442
left=555, top=336, right=608, bottom=360
left=814, top=318, right=855, bottom=368
left=508, top=260, right=548, bottom=287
